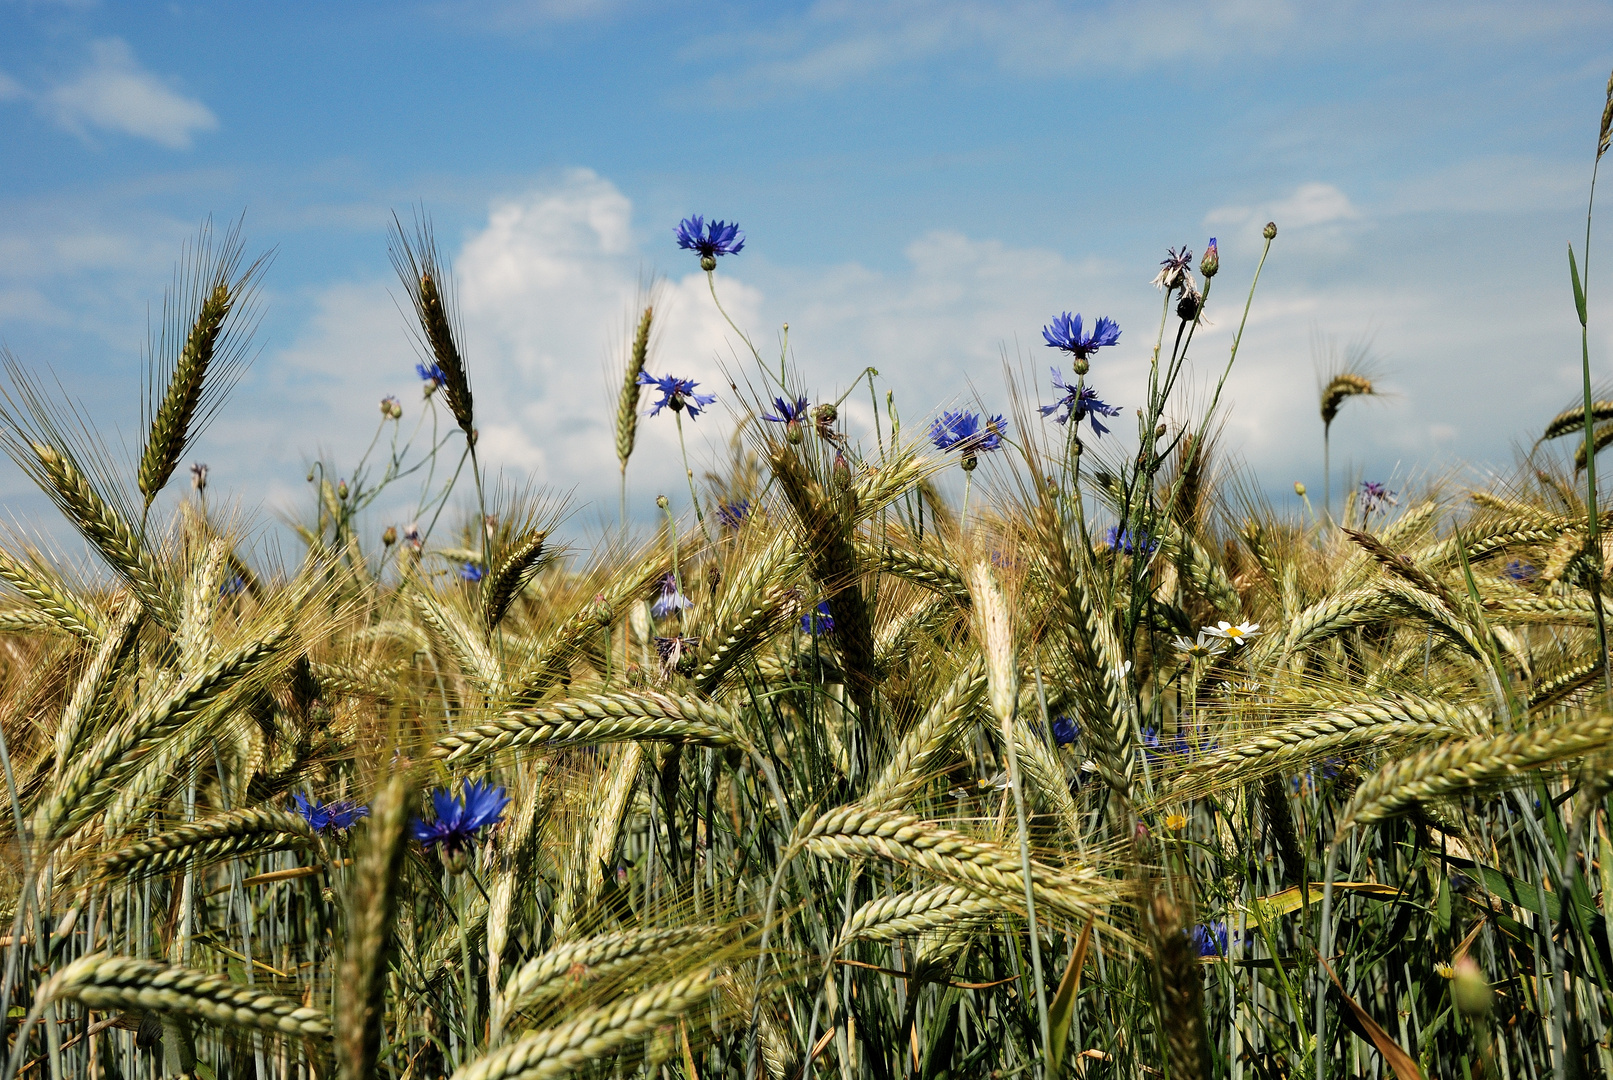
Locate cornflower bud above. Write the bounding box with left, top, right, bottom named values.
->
left=337, top=480, right=349, bottom=501
left=382, top=525, right=398, bottom=547
left=1199, top=238, right=1219, bottom=278
left=813, top=402, right=838, bottom=439
left=833, top=451, right=852, bottom=490
left=656, top=494, right=670, bottom=509
left=1073, top=356, right=1090, bottom=375
left=1294, top=482, right=1307, bottom=496
left=380, top=395, right=403, bottom=420
left=786, top=419, right=804, bottom=444
left=1154, top=423, right=1167, bottom=439
left=1263, top=221, right=1278, bottom=240
left=1451, top=957, right=1492, bottom=1017
left=700, top=254, right=717, bottom=272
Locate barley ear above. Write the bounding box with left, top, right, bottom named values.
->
left=617, top=304, right=653, bottom=471
left=138, top=282, right=231, bottom=507
left=390, top=214, right=474, bottom=434
left=338, top=771, right=414, bottom=1080
left=1149, top=893, right=1212, bottom=1080
left=1599, top=64, right=1613, bottom=160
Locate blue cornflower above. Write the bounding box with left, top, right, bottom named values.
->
left=1360, top=481, right=1397, bottom=513
left=1190, top=921, right=1229, bottom=958
left=762, top=396, right=809, bottom=424
left=1141, top=726, right=1192, bottom=764
left=718, top=500, right=752, bottom=529
left=292, top=792, right=369, bottom=834
left=928, top=411, right=1007, bottom=454
left=1104, top=526, right=1158, bottom=556
left=219, top=575, right=246, bottom=598
left=1042, top=313, right=1121, bottom=359
left=675, top=216, right=746, bottom=262
left=638, top=372, right=716, bottom=419
left=1041, top=369, right=1122, bottom=435
left=412, top=779, right=509, bottom=854
left=651, top=573, right=693, bottom=619
left=417, top=362, right=446, bottom=390
left=800, top=601, right=835, bottom=635
left=1504, top=559, right=1536, bottom=582
left=1051, top=716, right=1080, bottom=746
left=460, top=563, right=486, bottom=583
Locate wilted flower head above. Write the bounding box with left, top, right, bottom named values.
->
left=1360, top=481, right=1397, bottom=513
left=928, top=411, right=1007, bottom=454
left=460, top=562, right=485, bottom=583
left=1151, top=246, right=1195, bottom=292
left=412, top=779, right=509, bottom=856
left=1051, top=716, right=1080, bottom=746
left=800, top=601, right=835, bottom=635
left=402, top=522, right=422, bottom=553
left=654, top=634, right=699, bottom=677
left=1041, top=369, right=1121, bottom=436
left=1042, top=313, right=1121, bottom=359
left=675, top=216, right=745, bottom=268
left=651, top=573, right=694, bottom=619
left=1191, top=921, right=1229, bottom=958
left=293, top=792, right=368, bottom=833
left=638, top=372, right=717, bottom=418
left=417, top=362, right=446, bottom=392
left=189, top=462, right=208, bottom=491
left=1104, top=525, right=1158, bottom=556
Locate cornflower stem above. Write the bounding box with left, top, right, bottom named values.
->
left=1575, top=148, right=1610, bottom=695
left=867, top=368, right=884, bottom=460
left=674, top=411, right=711, bottom=544
left=421, top=444, right=471, bottom=547
left=662, top=498, right=684, bottom=610
left=961, top=469, right=972, bottom=530
left=469, top=441, right=492, bottom=570
left=706, top=269, right=765, bottom=369
left=1001, top=701, right=1052, bottom=1067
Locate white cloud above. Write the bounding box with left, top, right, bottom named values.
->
left=0, top=70, right=23, bottom=102
left=42, top=39, right=217, bottom=149
left=1206, top=182, right=1361, bottom=233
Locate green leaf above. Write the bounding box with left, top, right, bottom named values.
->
left=1047, top=918, right=1092, bottom=1076
left=1571, top=242, right=1589, bottom=327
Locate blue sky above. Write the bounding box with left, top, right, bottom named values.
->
left=2, top=0, right=1612, bottom=545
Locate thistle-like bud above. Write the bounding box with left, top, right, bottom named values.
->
left=786, top=419, right=804, bottom=444
left=382, top=525, right=398, bottom=547
left=380, top=395, right=403, bottom=420
left=1154, top=423, right=1167, bottom=439
left=1451, top=957, right=1491, bottom=1017
left=337, top=480, right=349, bottom=501
left=700, top=254, right=717, bottom=272
left=1199, top=238, right=1219, bottom=278
left=832, top=451, right=852, bottom=490
left=1263, top=221, right=1278, bottom=240
left=1073, top=356, right=1090, bottom=376
left=961, top=451, right=978, bottom=472
left=656, top=494, right=670, bottom=509
left=1294, top=481, right=1307, bottom=496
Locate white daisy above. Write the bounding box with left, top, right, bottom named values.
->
left=1173, top=632, right=1227, bottom=660
left=1204, top=620, right=1261, bottom=646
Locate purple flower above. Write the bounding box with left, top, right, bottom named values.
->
left=800, top=601, right=835, bottom=635
left=718, top=500, right=752, bottom=529
left=675, top=216, right=746, bottom=260
left=1360, top=481, right=1397, bottom=513
left=460, top=563, right=486, bottom=583
left=1041, top=369, right=1121, bottom=435
left=412, top=779, right=510, bottom=853
left=417, top=362, right=446, bottom=389
left=1191, top=921, right=1229, bottom=957
left=638, top=372, right=716, bottom=419
left=1503, top=559, right=1537, bottom=582
left=219, top=575, right=246, bottom=598
left=1051, top=716, right=1080, bottom=746
left=928, top=411, right=1007, bottom=453
left=1151, top=247, right=1194, bottom=293
left=651, top=573, right=693, bottom=618
left=762, top=396, right=809, bottom=423
left=1104, top=525, right=1158, bottom=556
left=1042, top=313, right=1121, bottom=359
left=293, top=792, right=369, bottom=834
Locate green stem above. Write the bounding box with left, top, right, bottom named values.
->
left=1001, top=702, right=1051, bottom=1068
left=1580, top=152, right=1610, bottom=694
left=675, top=411, right=711, bottom=545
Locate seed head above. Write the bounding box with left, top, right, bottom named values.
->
left=382, top=526, right=397, bottom=547
left=1293, top=481, right=1306, bottom=496
left=1263, top=221, right=1278, bottom=240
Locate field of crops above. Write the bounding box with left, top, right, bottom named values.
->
left=1, top=81, right=1612, bottom=1080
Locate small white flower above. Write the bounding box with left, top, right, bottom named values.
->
left=1204, top=620, right=1261, bottom=646
left=1173, top=632, right=1227, bottom=660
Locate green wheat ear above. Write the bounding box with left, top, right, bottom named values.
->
left=138, top=282, right=231, bottom=508
left=617, top=304, right=653, bottom=472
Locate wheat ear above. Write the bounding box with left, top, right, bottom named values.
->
left=42, top=953, right=330, bottom=1037
left=100, top=808, right=314, bottom=880
left=501, top=927, right=720, bottom=1015
left=1149, top=894, right=1211, bottom=1080
left=31, top=443, right=174, bottom=626
left=337, top=772, right=414, bottom=1080
left=484, top=529, right=548, bottom=631
left=452, top=969, right=717, bottom=1080
left=1543, top=399, right=1613, bottom=441
left=37, top=626, right=290, bottom=844
left=391, top=217, right=474, bottom=433
left=432, top=691, right=749, bottom=764
left=865, top=657, right=986, bottom=809
left=0, top=547, right=104, bottom=643
left=1338, top=714, right=1613, bottom=834
left=138, top=283, right=231, bottom=508
left=839, top=885, right=1002, bottom=945
left=856, top=540, right=971, bottom=603
left=616, top=304, right=652, bottom=471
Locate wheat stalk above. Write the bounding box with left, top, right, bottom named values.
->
left=337, top=772, right=414, bottom=1080
left=501, top=927, right=720, bottom=1015
left=432, top=691, right=749, bottom=763
left=616, top=304, right=652, bottom=471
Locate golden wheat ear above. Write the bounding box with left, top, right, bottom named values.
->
left=138, top=216, right=270, bottom=517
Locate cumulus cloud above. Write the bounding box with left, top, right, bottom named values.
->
left=41, top=39, right=217, bottom=149
left=1206, top=182, right=1362, bottom=233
